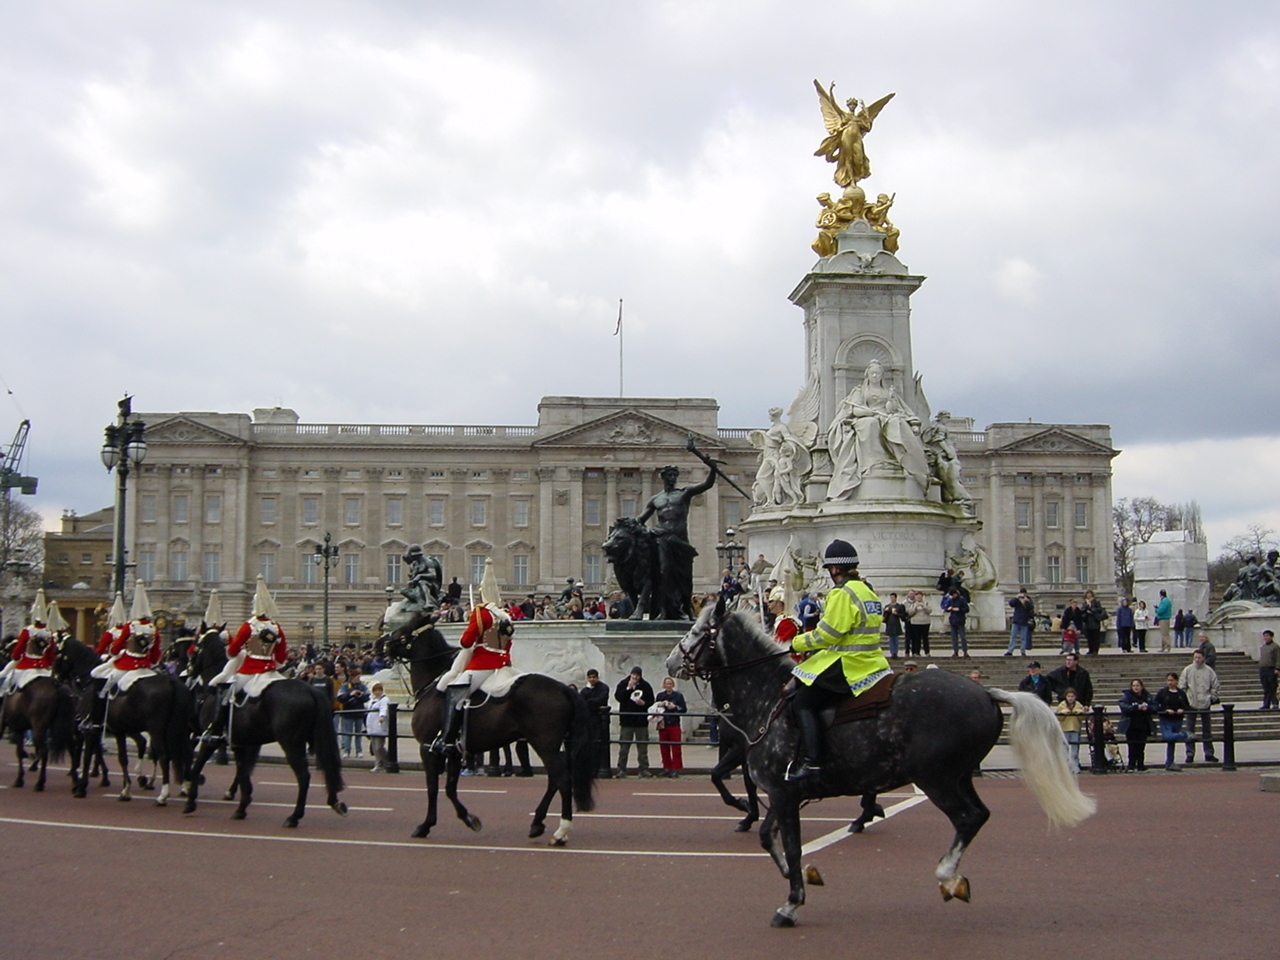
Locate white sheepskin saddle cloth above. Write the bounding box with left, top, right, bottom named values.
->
left=239, top=672, right=285, bottom=698
left=116, top=668, right=158, bottom=693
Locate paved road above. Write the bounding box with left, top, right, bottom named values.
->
left=1, top=755, right=1277, bottom=960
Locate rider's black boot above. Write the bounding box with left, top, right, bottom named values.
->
left=431, top=686, right=467, bottom=754
left=786, top=707, right=823, bottom=782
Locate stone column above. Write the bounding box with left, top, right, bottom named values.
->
left=987, top=471, right=1005, bottom=575
left=567, top=468, right=585, bottom=581
left=1063, top=483, right=1076, bottom=580
left=1031, top=475, right=1045, bottom=587
left=537, top=466, right=556, bottom=590
left=605, top=467, right=619, bottom=524
left=449, top=468, right=469, bottom=580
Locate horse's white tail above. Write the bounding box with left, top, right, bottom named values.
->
left=988, top=689, right=1096, bottom=829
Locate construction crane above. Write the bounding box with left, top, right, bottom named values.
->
left=2, top=419, right=38, bottom=496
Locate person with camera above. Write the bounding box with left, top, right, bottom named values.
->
left=613, top=666, right=654, bottom=778
left=337, top=667, right=370, bottom=758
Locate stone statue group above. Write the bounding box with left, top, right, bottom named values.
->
left=750, top=360, right=973, bottom=511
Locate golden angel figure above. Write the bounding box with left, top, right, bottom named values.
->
left=813, top=81, right=895, bottom=188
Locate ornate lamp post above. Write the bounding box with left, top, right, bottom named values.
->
left=314, top=532, right=339, bottom=652
left=715, top=527, right=746, bottom=575
left=100, top=396, right=147, bottom=597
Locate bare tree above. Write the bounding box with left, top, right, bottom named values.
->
left=1, top=496, right=43, bottom=579
left=1218, top=523, right=1279, bottom=563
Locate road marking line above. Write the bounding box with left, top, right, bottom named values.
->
left=257, top=781, right=506, bottom=795
left=801, top=788, right=929, bottom=856
left=571, top=813, right=856, bottom=822
left=0, top=815, right=769, bottom=858
left=106, top=795, right=394, bottom=812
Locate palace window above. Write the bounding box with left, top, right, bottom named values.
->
left=137, top=550, right=156, bottom=582
left=583, top=553, right=602, bottom=584
left=203, top=550, right=220, bottom=582
left=172, top=495, right=189, bottom=524
left=259, top=553, right=276, bottom=583
left=428, top=498, right=445, bottom=526
left=140, top=495, right=156, bottom=522
left=1076, top=556, right=1090, bottom=584
left=470, top=499, right=487, bottom=526
left=386, top=498, right=403, bottom=526
left=1015, top=501, right=1030, bottom=528
left=512, top=555, right=529, bottom=585
left=1074, top=502, right=1089, bottom=529
left=344, top=497, right=360, bottom=526
left=260, top=496, right=276, bottom=524
left=585, top=499, right=601, bottom=526
left=302, top=497, right=319, bottom=525
left=343, top=554, right=360, bottom=584
left=170, top=550, right=189, bottom=581
left=386, top=553, right=403, bottom=584
left=1017, top=556, right=1031, bottom=584
left=205, top=494, right=221, bottom=524
left=469, top=554, right=487, bottom=585
left=1045, top=501, right=1060, bottom=529
left=512, top=499, right=530, bottom=527
left=301, top=553, right=320, bottom=584
left=1046, top=556, right=1062, bottom=584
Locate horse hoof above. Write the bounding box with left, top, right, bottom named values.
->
left=770, top=911, right=796, bottom=928
left=183, top=803, right=197, bottom=815
left=550, top=837, right=567, bottom=847
left=282, top=817, right=299, bottom=829
left=466, top=815, right=483, bottom=833
left=734, top=821, right=754, bottom=833
left=34, top=782, right=45, bottom=793
left=331, top=801, right=348, bottom=817
left=528, top=822, right=546, bottom=839
left=222, top=790, right=235, bottom=801
left=848, top=821, right=865, bottom=833
left=871, top=804, right=886, bottom=819
left=732, top=799, right=751, bottom=813
left=117, top=794, right=131, bottom=802
left=940, top=876, right=971, bottom=903
left=137, top=776, right=150, bottom=790
left=804, top=864, right=824, bottom=886
left=230, top=810, right=246, bottom=820
left=411, top=824, right=430, bottom=838
left=154, top=798, right=167, bottom=807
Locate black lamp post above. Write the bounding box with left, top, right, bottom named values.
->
left=101, top=396, right=147, bottom=597
left=716, top=526, right=746, bottom=572
left=314, top=532, right=339, bottom=652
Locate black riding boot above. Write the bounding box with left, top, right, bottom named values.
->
left=432, top=686, right=468, bottom=754
left=787, top=706, right=824, bottom=781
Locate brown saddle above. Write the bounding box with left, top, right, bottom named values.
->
left=783, top=672, right=900, bottom=728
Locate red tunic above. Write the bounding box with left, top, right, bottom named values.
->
left=459, top=609, right=511, bottom=671
left=110, top=623, right=161, bottom=671
left=96, top=623, right=130, bottom=657
left=13, top=628, right=57, bottom=670
left=229, top=618, right=288, bottom=674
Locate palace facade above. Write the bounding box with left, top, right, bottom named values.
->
left=45, top=398, right=1117, bottom=642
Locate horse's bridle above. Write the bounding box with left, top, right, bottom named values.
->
left=679, top=612, right=792, bottom=681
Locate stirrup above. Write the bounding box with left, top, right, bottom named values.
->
left=786, top=759, right=821, bottom=782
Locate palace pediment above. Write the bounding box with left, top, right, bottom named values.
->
left=533, top=409, right=720, bottom=450
left=992, top=429, right=1116, bottom=457
left=144, top=416, right=247, bottom=446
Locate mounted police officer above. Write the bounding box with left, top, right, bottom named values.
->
left=787, top=539, right=891, bottom=782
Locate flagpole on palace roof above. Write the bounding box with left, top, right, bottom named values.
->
left=614, top=298, right=624, bottom=397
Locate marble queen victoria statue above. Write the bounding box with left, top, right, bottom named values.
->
left=827, top=359, right=930, bottom=499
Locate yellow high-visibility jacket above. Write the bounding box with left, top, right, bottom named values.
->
left=791, top=578, right=891, bottom=696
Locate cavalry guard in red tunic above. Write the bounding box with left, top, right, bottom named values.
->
left=1, top=590, right=56, bottom=696
left=93, top=583, right=163, bottom=697
left=94, top=593, right=130, bottom=658
left=212, top=576, right=287, bottom=704
left=432, top=558, right=514, bottom=754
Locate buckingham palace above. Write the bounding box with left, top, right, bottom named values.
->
left=42, top=396, right=1117, bottom=640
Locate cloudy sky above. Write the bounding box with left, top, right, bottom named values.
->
left=2, top=1, right=1277, bottom=554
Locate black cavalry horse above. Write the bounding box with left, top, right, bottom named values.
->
left=55, top=638, right=153, bottom=797
left=182, top=628, right=346, bottom=827
left=668, top=598, right=1095, bottom=927
left=1, top=672, right=75, bottom=792
left=378, top=611, right=597, bottom=844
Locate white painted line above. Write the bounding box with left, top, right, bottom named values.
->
left=0, top=815, right=768, bottom=858
left=801, top=790, right=930, bottom=856
left=257, top=781, right=507, bottom=795
left=568, top=813, right=854, bottom=822
left=628, top=791, right=919, bottom=800
left=105, top=795, right=394, bottom=812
